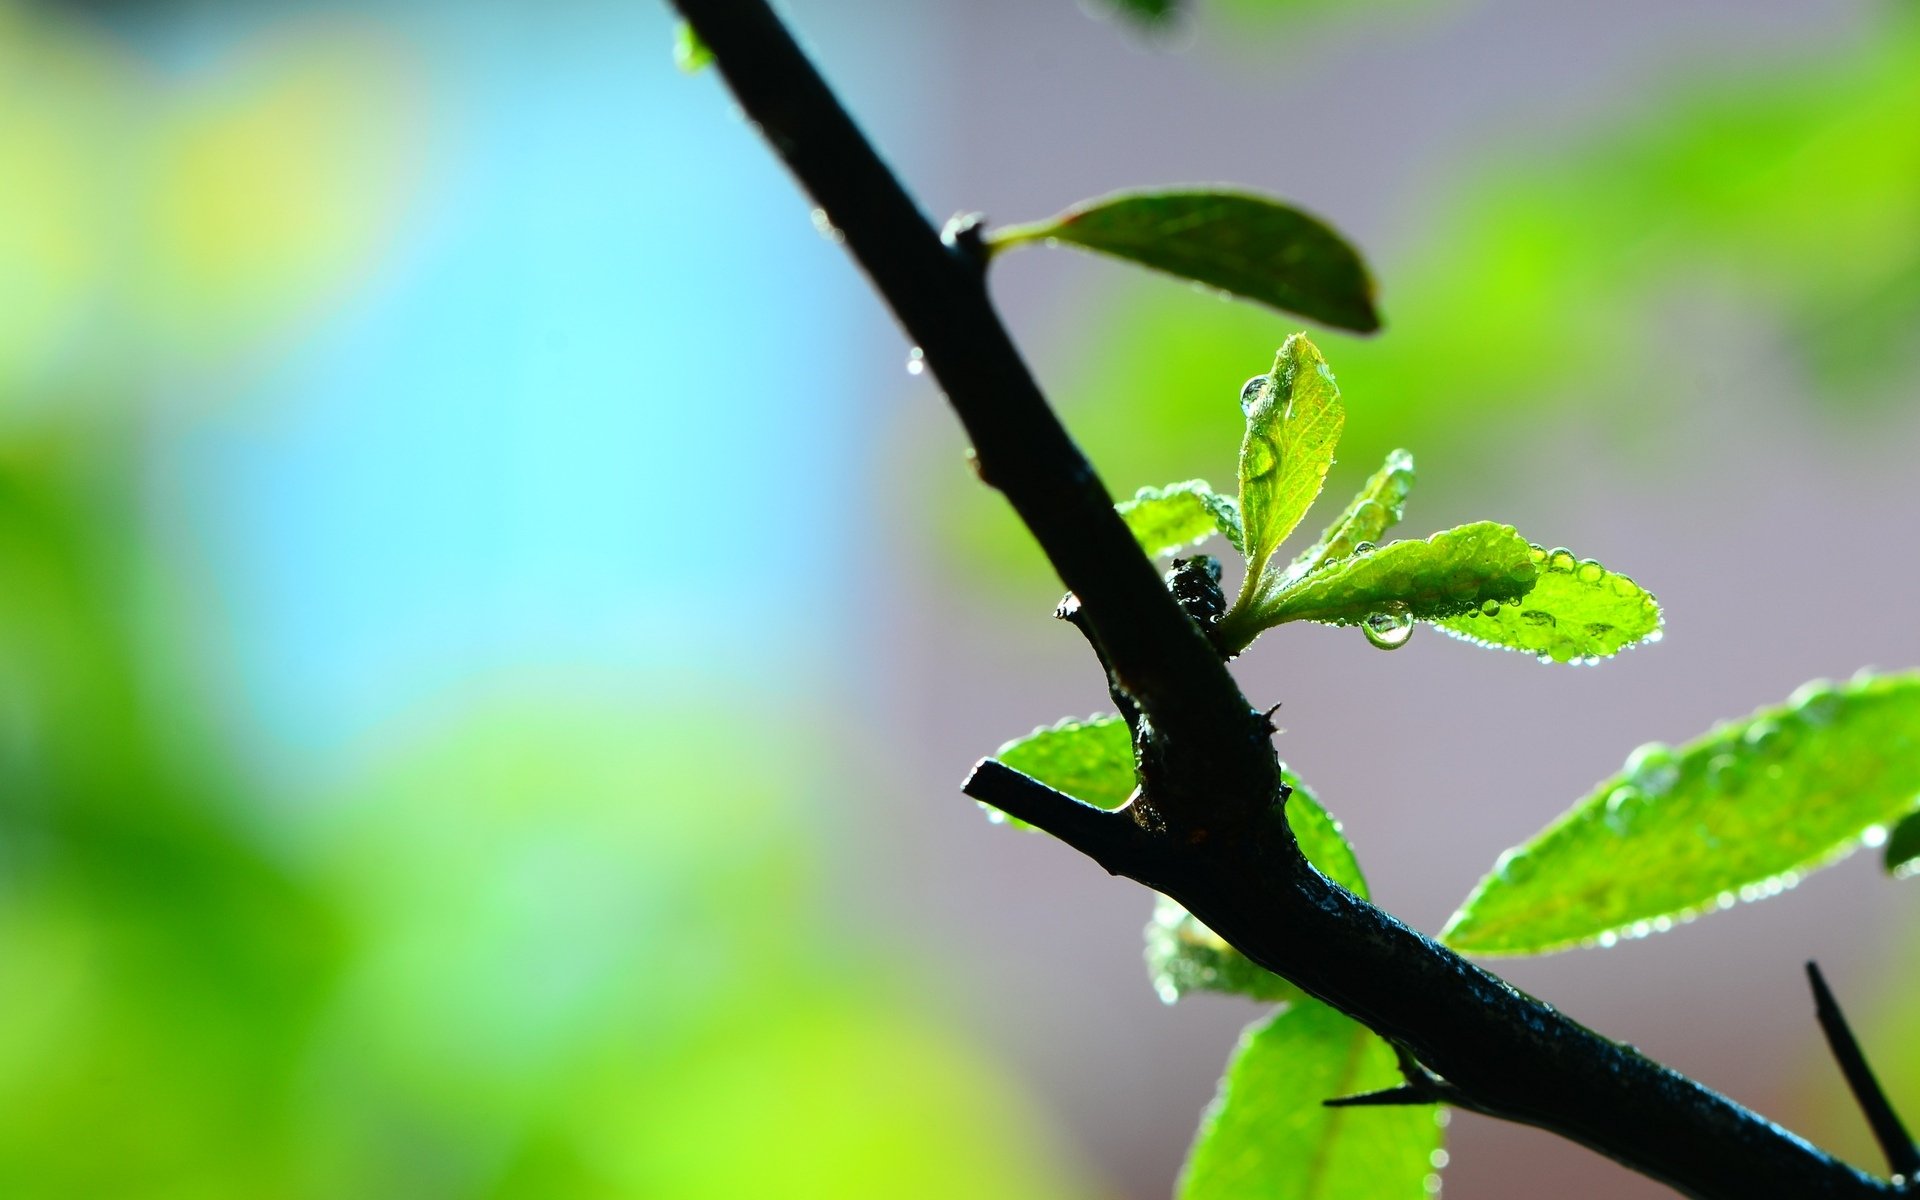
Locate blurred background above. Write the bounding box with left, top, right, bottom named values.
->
left=3, top=0, right=1919, bottom=1195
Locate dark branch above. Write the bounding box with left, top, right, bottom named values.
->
left=1808, top=962, right=1920, bottom=1181
left=670, top=3, right=1897, bottom=1196
left=670, top=0, right=1274, bottom=839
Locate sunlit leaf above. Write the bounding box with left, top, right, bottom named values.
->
left=673, top=22, right=713, bottom=73
left=1434, top=544, right=1661, bottom=664
left=1223, top=521, right=1536, bottom=652
left=988, top=191, right=1378, bottom=332
left=1443, top=673, right=1920, bottom=956
left=1279, top=448, right=1414, bottom=586
left=1117, top=481, right=1239, bottom=557
left=1147, top=769, right=1368, bottom=1003
left=1235, top=335, right=1345, bottom=583
left=1179, top=998, right=1444, bottom=1200
left=984, top=715, right=1135, bottom=828
left=1885, top=808, right=1920, bottom=879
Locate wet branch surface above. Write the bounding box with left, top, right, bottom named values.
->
left=667, top=1, right=1901, bottom=1195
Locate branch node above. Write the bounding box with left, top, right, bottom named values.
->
left=941, top=211, right=991, bottom=271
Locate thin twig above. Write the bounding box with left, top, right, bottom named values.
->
left=1808, top=962, right=1920, bottom=1181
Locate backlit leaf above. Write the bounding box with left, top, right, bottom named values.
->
left=1117, top=481, right=1239, bottom=557
left=1179, top=998, right=1444, bottom=1200
left=1222, top=521, right=1536, bottom=652
left=1434, top=544, right=1661, bottom=664
left=987, top=190, right=1378, bottom=332
left=1278, top=448, right=1415, bottom=586
left=1147, top=769, right=1367, bottom=1004
left=984, top=715, right=1136, bottom=829
left=1234, top=335, right=1345, bottom=581
left=1443, top=673, right=1920, bottom=956
left=673, top=22, right=713, bottom=73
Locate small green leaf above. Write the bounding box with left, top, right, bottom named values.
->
left=984, top=714, right=1135, bottom=829
left=1116, top=481, right=1239, bottom=558
left=988, top=191, right=1378, bottom=332
left=1235, top=335, right=1345, bottom=584
left=1442, top=673, right=1920, bottom=956
left=1098, top=0, right=1181, bottom=23
left=1179, top=998, right=1444, bottom=1200
left=1147, top=769, right=1368, bottom=1003
left=673, top=21, right=714, bottom=73
left=1433, top=543, right=1661, bottom=664
left=1884, top=808, right=1920, bottom=879
left=1224, top=521, right=1536, bottom=651
left=1279, top=448, right=1415, bottom=587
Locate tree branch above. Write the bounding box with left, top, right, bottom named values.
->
left=668, top=2, right=1897, bottom=1196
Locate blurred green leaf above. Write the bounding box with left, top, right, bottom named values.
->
left=1235, top=334, right=1345, bottom=584
left=985, top=715, right=1137, bottom=827
left=673, top=22, right=713, bottom=73
left=1098, top=0, right=1182, bottom=23
left=1224, top=521, right=1536, bottom=652
left=1278, top=448, right=1415, bottom=587
left=989, top=191, right=1378, bottom=332
left=1885, top=808, right=1920, bottom=879
left=1179, top=998, right=1443, bottom=1200
left=1434, top=545, right=1662, bottom=664
left=1443, top=674, right=1920, bottom=956
left=1147, top=769, right=1367, bottom=1003
left=1116, top=480, right=1240, bottom=557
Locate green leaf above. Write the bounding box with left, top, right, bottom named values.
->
left=1223, top=521, right=1536, bottom=651
left=983, top=715, right=1135, bottom=829
left=673, top=22, right=713, bottom=73
left=988, top=191, right=1378, bottom=332
left=1116, top=481, right=1240, bottom=558
left=1098, top=0, right=1182, bottom=23
left=1442, top=673, right=1920, bottom=956
left=1433, top=543, right=1662, bottom=664
left=1884, top=808, right=1920, bottom=879
left=1235, top=335, right=1345, bottom=583
left=1147, top=769, right=1368, bottom=1004
left=1179, top=998, right=1444, bottom=1200
left=1278, top=448, right=1415, bottom=587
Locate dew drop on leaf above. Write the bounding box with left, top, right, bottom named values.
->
left=1575, top=558, right=1605, bottom=583
left=1239, top=374, right=1268, bottom=412
left=906, top=346, right=926, bottom=375
left=1547, top=547, right=1577, bottom=573
left=1362, top=603, right=1413, bottom=650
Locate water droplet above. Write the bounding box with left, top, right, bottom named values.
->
left=1527, top=543, right=1548, bottom=564
left=1575, top=558, right=1605, bottom=583
left=1623, top=743, right=1678, bottom=794
left=1652, top=916, right=1674, bottom=933
left=1244, top=437, right=1276, bottom=478
left=1479, top=599, right=1502, bottom=617
left=1707, top=754, right=1743, bottom=791
left=905, top=347, right=926, bottom=375
left=1547, top=548, right=1577, bottom=572
left=1153, top=978, right=1181, bottom=1005
left=1864, top=824, right=1889, bottom=849
left=1495, top=847, right=1537, bottom=884
left=1521, top=610, right=1555, bottom=628
left=1790, top=679, right=1843, bottom=724
left=1240, top=375, right=1269, bottom=412
left=1743, top=718, right=1791, bottom=756
left=1351, top=540, right=1377, bottom=555
left=810, top=207, right=845, bottom=244
left=1596, top=930, right=1620, bottom=948
left=1362, top=603, right=1414, bottom=650
left=1604, top=786, right=1644, bottom=833
left=1585, top=622, right=1615, bottom=640
left=1609, top=575, right=1640, bottom=597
